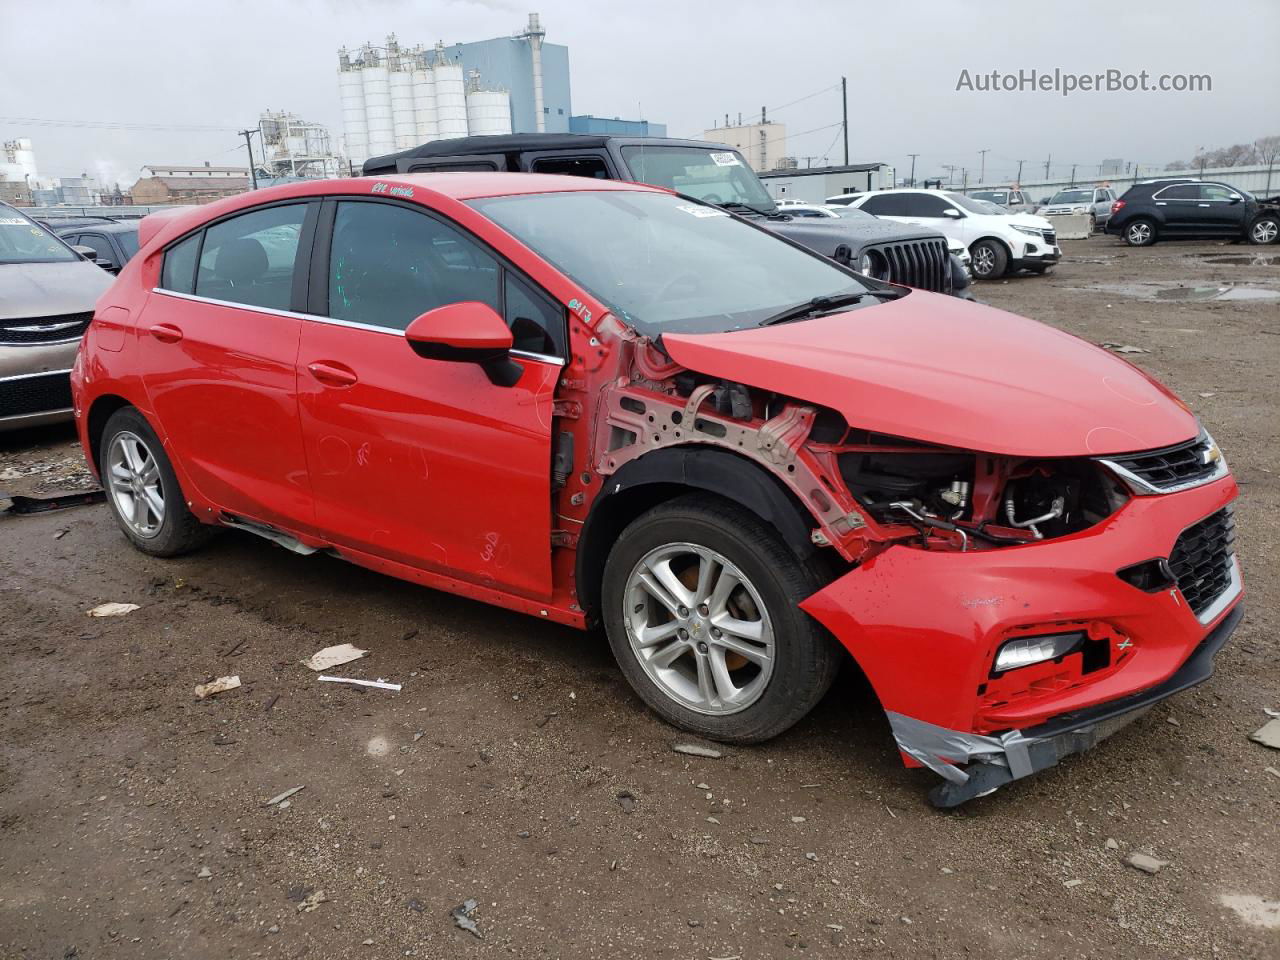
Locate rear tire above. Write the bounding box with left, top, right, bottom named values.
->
left=100, top=407, right=214, bottom=557
left=969, top=239, right=1009, bottom=279
left=1249, top=214, right=1279, bottom=245
left=601, top=494, right=840, bottom=743
left=1124, top=218, right=1157, bottom=246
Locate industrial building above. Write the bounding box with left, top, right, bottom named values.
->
left=569, top=115, right=666, bottom=138
left=757, top=162, right=895, bottom=204
left=129, top=163, right=250, bottom=205
left=338, top=14, right=568, bottom=170
left=704, top=114, right=787, bottom=172
left=257, top=111, right=341, bottom=179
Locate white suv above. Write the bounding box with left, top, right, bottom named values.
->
left=843, top=189, right=1061, bottom=279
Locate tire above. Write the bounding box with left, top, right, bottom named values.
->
left=1028, top=264, right=1052, bottom=275
left=601, top=493, right=840, bottom=743
left=99, top=407, right=214, bottom=557
left=1124, top=218, right=1157, bottom=246
left=969, top=239, right=1008, bottom=279
left=1088, top=213, right=1097, bottom=233
left=1249, top=214, right=1279, bottom=245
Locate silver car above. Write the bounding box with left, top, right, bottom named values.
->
left=968, top=188, right=1037, bottom=214
left=1039, top=186, right=1119, bottom=229
left=1, top=203, right=113, bottom=431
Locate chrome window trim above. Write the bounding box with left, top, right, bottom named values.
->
left=151, top=288, right=566, bottom=366
left=0, top=367, right=73, bottom=383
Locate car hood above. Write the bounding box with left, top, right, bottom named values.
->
left=0, top=260, right=113, bottom=320
left=1008, top=212, right=1054, bottom=230
left=760, top=214, right=944, bottom=255
left=660, top=290, right=1197, bottom=457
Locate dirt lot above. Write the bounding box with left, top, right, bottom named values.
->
left=2, top=236, right=1278, bottom=960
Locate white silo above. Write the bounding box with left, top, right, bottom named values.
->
left=432, top=50, right=468, bottom=140
left=466, top=89, right=512, bottom=137
left=389, top=64, right=417, bottom=149
left=362, top=45, right=395, bottom=158
left=410, top=50, right=439, bottom=143
left=337, top=49, right=368, bottom=170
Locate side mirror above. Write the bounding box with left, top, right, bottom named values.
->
left=404, top=301, right=522, bottom=387
left=942, top=208, right=962, bottom=217
left=71, top=244, right=97, bottom=260
left=1227, top=195, right=1241, bottom=204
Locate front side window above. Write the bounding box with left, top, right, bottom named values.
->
left=620, top=145, right=775, bottom=212
left=470, top=190, right=869, bottom=337
left=907, top=194, right=955, bottom=217
left=327, top=200, right=499, bottom=331
left=1201, top=184, right=1237, bottom=201
left=0, top=210, right=77, bottom=264
left=195, top=204, right=307, bottom=310
left=160, top=233, right=200, bottom=294
left=504, top=272, right=565, bottom=356
left=77, top=233, right=114, bottom=262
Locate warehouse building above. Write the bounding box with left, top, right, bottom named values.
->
left=757, top=162, right=895, bottom=204
left=569, top=115, right=666, bottom=138
left=129, top=163, right=250, bottom=205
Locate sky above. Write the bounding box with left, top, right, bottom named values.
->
left=2, top=0, right=1277, bottom=189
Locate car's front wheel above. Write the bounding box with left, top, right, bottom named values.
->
left=1249, top=214, right=1279, bottom=245
left=969, top=239, right=1008, bottom=279
left=100, top=407, right=214, bottom=557
left=601, top=494, right=840, bottom=743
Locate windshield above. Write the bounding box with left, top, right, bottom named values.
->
left=469, top=190, right=870, bottom=336
left=620, top=145, right=776, bottom=212
left=971, top=190, right=1009, bottom=205
left=1051, top=190, right=1093, bottom=204
left=947, top=193, right=1005, bottom=215
left=0, top=211, right=78, bottom=264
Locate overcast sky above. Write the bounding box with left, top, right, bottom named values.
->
left=2, top=0, right=1276, bottom=188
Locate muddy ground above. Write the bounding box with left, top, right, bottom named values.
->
left=1, top=236, right=1278, bottom=959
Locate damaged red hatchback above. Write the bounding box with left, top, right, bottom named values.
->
left=72, top=174, right=1243, bottom=806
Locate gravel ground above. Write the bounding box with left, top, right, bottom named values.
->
left=1, top=236, right=1278, bottom=959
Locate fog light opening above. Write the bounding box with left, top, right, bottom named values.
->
left=991, top=631, right=1086, bottom=676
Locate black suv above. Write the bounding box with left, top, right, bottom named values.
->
left=365, top=135, right=974, bottom=299
left=1106, top=178, right=1279, bottom=246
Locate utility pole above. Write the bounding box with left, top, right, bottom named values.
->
left=1044, top=154, right=1052, bottom=178
left=907, top=153, right=919, bottom=187
left=841, top=76, right=848, bottom=166
left=1069, top=163, right=1077, bottom=185
left=978, top=148, right=989, bottom=185
left=961, top=167, right=968, bottom=191
left=238, top=128, right=260, bottom=190
left=1016, top=159, right=1024, bottom=184
left=942, top=164, right=957, bottom=187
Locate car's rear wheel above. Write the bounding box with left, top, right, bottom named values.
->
left=1088, top=213, right=1098, bottom=233
left=1124, top=218, right=1157, bottom=246
left=100, top=407, right=214, bottom=557
left=1249, top=215, right=1279, bottom=245
left=969, top=239, right=1008, bottom=279
left=601, top=494, right=840, bottom=743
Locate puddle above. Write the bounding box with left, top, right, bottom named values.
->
left=1080, top=282, right=1280, bottom=301
left=1203, top=253, right=1280, bottom=266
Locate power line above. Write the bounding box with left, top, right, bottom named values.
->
left=1, top=116, right=237, bottom=133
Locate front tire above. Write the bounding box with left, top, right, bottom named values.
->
left=969, top=239, right=1009, bottom=279
left=601, top=494, right=839, bottom=743
left=1124, top=218, right=1157, bottom=246
left=1249, top=214, right=1279, bottom=245
left=100, top=407, right=214, bottom=557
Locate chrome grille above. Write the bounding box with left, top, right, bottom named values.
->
left=1168, top=508, right=1236, bottom=618
left=0, top=312, right=93, bottom=345
left=1042, top=229, right=1057, bottom=246
left=1107, top=434, right=1222, bottom=492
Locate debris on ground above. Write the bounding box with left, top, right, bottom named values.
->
left=301, top=643, right=367, bottom=671
left=193, top=675, right=241, bottom=700
left=197, top=866, right=212, bottom=879
left=4, top=491, right=106, bottom=515
left=296, top=890, right=327, bottom=913
left=1249, top=718, right=1280, bottom=749
left=1099, top=342, right=1150, bottom=354
left=671, top=742, right=723, bottom=759
left=1265, top=767, right=1280, bottom=780
left=451, top=898, right=482, bottom=938
left=263, top=786, right=305, bottom=807
left=616, top=789, right=637, bottom=813
left=1064, top=879, right=1083, bottom=888
left=317, top=676, right=401, bottom=692
left=1106, top=838, right=1120, bottom=850
left=1126, top=852, right=1169, bottom=875
left=87, top=602, right=139, bottom=618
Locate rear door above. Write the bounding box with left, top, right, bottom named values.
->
left=295, top=196, right=561, bottom=599
left=1153, top=183, right=1201, bottom=233
left=140, top=201, right=318, bottom=531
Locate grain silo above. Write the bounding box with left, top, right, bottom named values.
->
left=337, top=49, right=368, bottom=168
left=362, top=44, right=395, bottom=157
left=432, top=45, right=468, bottom=141
left=409, top=47, right=439, bottom=143
left=466, top=73, right=512, bottom=137
left=387, top=36, right=418, bottom=150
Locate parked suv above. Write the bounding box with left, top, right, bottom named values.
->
left=969, top=187, right=1037, bottom=214
left=51, top=221, right=141, bottom=273
left=844, top=188, right=1061, bottom=278
left=74, top=174, right=1242, bottom=806
left=364, top=134, right=973, bottom=299
left=1, top=201, right=114, bottom=431
left=1106, top=179, right=1280, bottom=246
left=1039, top=186, right=1119, bottom=230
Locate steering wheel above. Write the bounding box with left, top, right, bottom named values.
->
left=701, top=192, right=724, bottom=204
left=654, top=272, right=702, bottom=303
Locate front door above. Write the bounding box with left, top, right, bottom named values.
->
left=1199, top=184, right=1246, bottom=234
left=139, top=201, right=317, bottom=531
left=296, top=197, right=561, bottom=600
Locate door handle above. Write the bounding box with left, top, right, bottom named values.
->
left=1198, top=203, right=1210, bottom=207
left=307, top=361, right=358, bottom=387
left=148, top=323, right=183, bottom=343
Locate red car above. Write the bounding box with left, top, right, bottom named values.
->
left=71, top=174, right=1242, bottom=806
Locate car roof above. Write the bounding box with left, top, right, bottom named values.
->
left=51, top=221, right=138, bottom=233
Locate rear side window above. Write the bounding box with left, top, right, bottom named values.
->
left=195, top=204, right=307, bottom=310
left=860, top=194, right=910, bottom=216
left=327, top=200, right=500, bottom=331
left=530, top=155, right=610, bottom=179
left=160, top=233, right=200, bottom=294
left=1157, top=184, right=1199, bottom=200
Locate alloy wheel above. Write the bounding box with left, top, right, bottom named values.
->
left=972, top=246, right=996, bottom=275
left=1127, top=222, right=1151, bottom=244
left=1252, top=219, right=1278, bottom=244
left=106, top=431, right=165, bottom=539
left=623, top=542, right=775, bottom=716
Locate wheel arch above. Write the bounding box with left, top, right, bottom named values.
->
left=575, top=446, right=821, bottom=623
left=86, top=394, right=135, bottom=473
left=970, top=235, right=1012, bottom=257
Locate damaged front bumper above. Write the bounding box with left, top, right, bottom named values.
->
left=893, top=601, right=1242, bottom=807
left=800, top=474, right=1242, bottom=805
